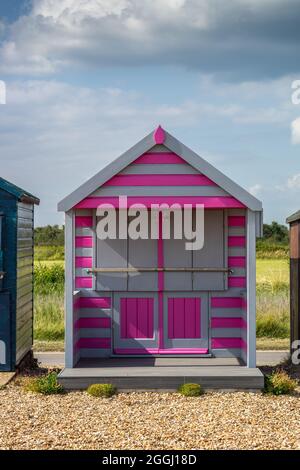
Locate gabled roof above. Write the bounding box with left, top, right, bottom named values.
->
left=0, top=177, right=40, bottom=205
left=58, top=126, right=262, bottom=212
left=286, top=210, right=300, bottom=224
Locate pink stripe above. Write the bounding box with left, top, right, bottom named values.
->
left=76, top=317, right=111, bottom=328
left=228, top=276, right=246, bottom=288
left=77, top=338, right=111, bottom=349
left=154, top=126, right=165, bottom=144
left=158, top=213, right=164, bottom=290
left=228, top=256, right=246, bottom=267
left=134, top=153, right=186, bottom=164
left=104, top=174, right=216, bottom=187
left=158, top=348, right=208, bottom=355
left=158, top=213, right=164, bottom=349
left=75, top=196, right=244, bottom=209
left=73, top=298, right=80, bottom=309
left=211, top=297, right=242, bottom=308
left=228, top=216, right=246, bottom=227
left=75, top=216, right=93, bottom=227
left=75, top=236, right=93, bottom=247
left=228, top=236, right=246, bottom=247
left=114, top=348, right=209, bottom=355
left=168, top=298, right=201, bottom=339
left=211, top=338, right=243, bottom=349
left=79, top=297, right=111, bottom=308
left=75, top=257, right=93, bottom=268
left=75, top=277, right=93, bottom=288
left=211, top=317, right=244, bottom=328
left=120, top=298, right=154, bottom=339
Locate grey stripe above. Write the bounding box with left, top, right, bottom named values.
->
left=75, top=248, right=93, bottom=257
left=148, top=145, right=171, bottom=153
left=229, top=268, right=246, bottom=277
left=80, top=290, right=112, bottom=298
left=75, top=227, right=94, bottom=236
left=211, top=349, right=242, bottom=357
left=92, top=186, right=229, bottom=197
left=228, top=227, right=245, bottom=236
left=211, top=328, right=242, bottom=338
left=80, top=349, right=111, bottom=357
left=228, top=209, right=246, bottom=216
left=80, top=328, right=111, bottom=338
left=79, top=308, right=111, bottom=318
left=224, top=287, right=246, bottom=294
left=210, top=290, right=244, bottom=298
left=228, top=247, right=246, bottom=257
left=120, top=164, right=200, bottom=175
left=75, top=209, right=93, bottom=216
left=75, top=268, right=92, bottom=277
left=211, top=309, right=243, bottom=318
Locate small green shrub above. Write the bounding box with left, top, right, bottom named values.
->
left=87, top=383, right=117, bottom=398
left=178, top=383, right=203, bottom=397
left=264, top=371, right=297, bottom=395
left=24, top=372, right=64, bottom=395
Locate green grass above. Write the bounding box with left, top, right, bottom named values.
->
left=35, top=245, right=64, bottom=261
left=34, top=292, right=64, bottom=341
left=256, top=240, right=289, bottom=259
left=256, top=258, right=289, bottom=339
left=256, top=337, right=289, bottom=350
left=34, top=262, right=64, bottom=295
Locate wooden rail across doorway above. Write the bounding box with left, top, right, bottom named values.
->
left=87, top=267, right=233, bottom=274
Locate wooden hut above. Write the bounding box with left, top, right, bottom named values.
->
left=286, top=210, right=300, bottom=355
left=58, top=126, right=264, bottom=389
left=0, top=177, right=39, bottom=371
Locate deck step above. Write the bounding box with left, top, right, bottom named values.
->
left=58, top=365, right=264, bottom=391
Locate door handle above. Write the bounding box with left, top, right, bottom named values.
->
left=0, top=271, right=5, bottom=280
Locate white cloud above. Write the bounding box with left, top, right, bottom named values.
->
left=0, top=75, right=298, bottom=225
left=287, top=173, right=300, bottom=189
left=291, top=117, right=300, bottom=144
left=249, top=184, right=262, bottom=197
left=0, top=0, right=300, bottom=77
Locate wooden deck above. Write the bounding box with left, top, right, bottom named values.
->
left=58, top=357, right=264, bottom=390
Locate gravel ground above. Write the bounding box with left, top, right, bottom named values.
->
left=0, top=383, right=300, bottom=450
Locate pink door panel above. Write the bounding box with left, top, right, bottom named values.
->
left=120, top=298, right=154, bottom=339
left=168, top=298, right=201, bottom=339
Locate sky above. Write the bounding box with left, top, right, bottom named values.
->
left=0, top=0, right=300, bottom=226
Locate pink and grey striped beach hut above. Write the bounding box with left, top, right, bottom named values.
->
left=58, top=126, right=263, bottom=384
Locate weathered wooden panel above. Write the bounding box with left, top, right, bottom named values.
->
left=17, top=264, right=33, bottom=279
left=290, top=258, right=300, bottom=350
left=17, top=247, right=34, bottom=258
left=17, top=274, right=33, bottom=289
left=17, top=238, right=34, bottom=248
left=16, top=201, right=34, bottom=365
left=17, top=288, right=33, bottom=303
left=17, top=218, right=33, bottom=229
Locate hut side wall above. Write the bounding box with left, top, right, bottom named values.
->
left=0, top=190, right=17, bottom=371
left=16, top=202, right=34, bottom=364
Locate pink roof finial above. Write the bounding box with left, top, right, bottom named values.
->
left=153, top=125, right=165, bottom=144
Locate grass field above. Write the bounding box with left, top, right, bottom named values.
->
left=33, top=257, right=290, bottom=349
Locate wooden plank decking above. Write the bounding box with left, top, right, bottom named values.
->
left=58, top=357, right=264, bottom=390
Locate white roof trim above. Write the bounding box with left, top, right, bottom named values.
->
left=58, top=127, right=262, bottom=212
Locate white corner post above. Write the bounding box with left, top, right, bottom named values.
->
left=65, top=210, right=74, bottom=368
left=246, top=209, right=256, bottom=368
